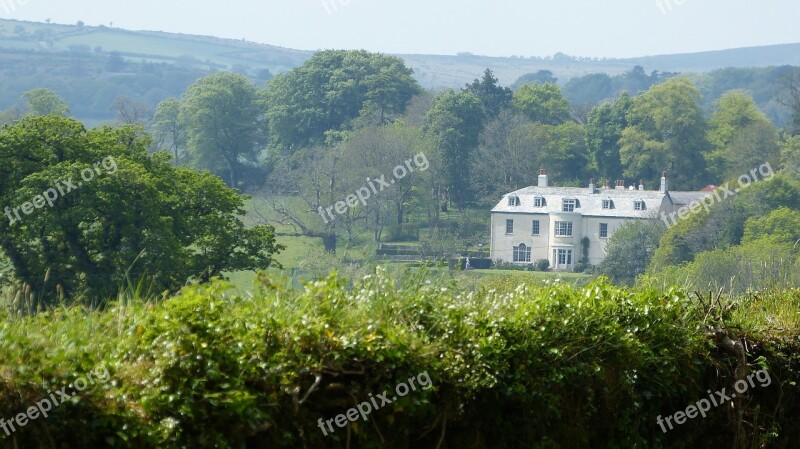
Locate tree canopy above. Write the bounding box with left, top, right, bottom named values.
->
left=264, top=50, right=420, bottom=151
left=180, top=73, right=264, bottom=189
left=512, top=83, right=571, bottom=125
left=0, top=116, right=282, bottom=301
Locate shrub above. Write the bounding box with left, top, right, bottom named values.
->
left=0, top=271, right=798, bottom=448
left=535, top=258, right=550, bottom=271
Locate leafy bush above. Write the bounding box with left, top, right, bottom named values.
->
left=0, top=270, right=798, bottom=448
left=535, top=258, right=550, bottom=271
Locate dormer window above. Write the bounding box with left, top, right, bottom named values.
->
left=534, top=196, right=545, bottom=207
left=602, top=199, right=613, bottom=209
left=634, top=200, right=646, bottom=211
left=508, top=195, right=520, bottom=206
left=562, top=198, right=577, bottom=212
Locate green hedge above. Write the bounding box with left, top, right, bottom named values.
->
left=0, top=270, right=798, bottom=448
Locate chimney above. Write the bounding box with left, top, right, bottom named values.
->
left=638, top=180, right=644, bottom=191
left=538, top=169, right=548, bottom=187
left=603, top=180, right=610, bottom=190
left=660, top=171, right=668, bottom=193
left=589, top=178, right=595, bottom=193
left=615, top=180, right=625, bottom=190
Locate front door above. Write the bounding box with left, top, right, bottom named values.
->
left=552, top=249, right=573, bottom=270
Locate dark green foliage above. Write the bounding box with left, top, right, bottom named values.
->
left=620, top=78, right=710, bottom=190
left=0, top=116, right=283, bottom=302
left=264, top=50, right=420, bottom=150
left=1, top=273, right=799, bottom=448
left=422, top=90, right=486, bottom=208
left=651, top=175, right=800, bottom=269
left=599, top=220, right=665, bottom=285
left=463, top=69, right=513, bottom=116
left=586, top=92, right=632, bottom=181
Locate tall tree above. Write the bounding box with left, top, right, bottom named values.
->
left=706, top=90, right=779, bottom=180
left=512, top=83, right=571, bottom=125
left=0, top=116, right=282, bottom=300
left=265, top=50, right=420, bottom=150
left=778, top=70, right=800, bottom=135
left=422, top=90, right=485, bottom=210
left=153, top=97, right=188, bottom=166
left=472, top=111, right=537, bottom=204
left=23, top=88, right=70, bottom=117
left=463, top=69, right=513, bottom=116
left=531, top=122, right=590, bottom=184
left=619, top=78, right=709, bottom=189
left=180, top=73, right=263, bottom=189
left=112, top=95, right=153, bottom=124
left=586, top=93, right=632, bottom=181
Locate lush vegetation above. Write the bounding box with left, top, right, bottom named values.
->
left=0, top=116, right=283, bottom=302
left=3, top=23, right=800, bottom=449
left=0, top=271, right=798, bottom=448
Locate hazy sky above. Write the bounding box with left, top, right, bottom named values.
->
left=2, top=0, right=799, bottom=58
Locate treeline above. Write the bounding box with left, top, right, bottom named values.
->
left=10, top=49, right=800, bottom=255
left=597, top=160, right=800, bottom=290
left=0, top=47, right=232, bottom=123
left=522, top=65, right=797, bottom=127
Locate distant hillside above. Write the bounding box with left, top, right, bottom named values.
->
left=0, top=19, right=311, bottom=75
left=402, top=44, right=800, bottom=88
left=3, top=18, right=800, bottom=89
left=0, top=18, right=798, bottom=123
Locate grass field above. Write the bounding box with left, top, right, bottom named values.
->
left=0, top=19, right=310, bottom=74
left=227, top=192, right=599, bottom=293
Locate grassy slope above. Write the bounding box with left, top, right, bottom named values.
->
left=0, top=19, right=311, bottom=74
left=223, top=193, right=591, bottom=293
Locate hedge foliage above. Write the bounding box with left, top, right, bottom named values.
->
left=0, top=269, right=798, bottom=448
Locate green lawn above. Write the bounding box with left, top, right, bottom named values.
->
left=231, top=194, right=592, bottom=293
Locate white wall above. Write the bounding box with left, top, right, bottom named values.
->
left=491, top=212, right=641, bottom=269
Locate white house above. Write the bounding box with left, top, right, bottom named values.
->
left=490, top=170, right=706, bottom=270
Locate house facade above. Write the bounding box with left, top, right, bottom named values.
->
left=490, top=170, right=702, bottom=270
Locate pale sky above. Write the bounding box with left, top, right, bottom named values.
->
left=2, top=0, right=799, bottom=58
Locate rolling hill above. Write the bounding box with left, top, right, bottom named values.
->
left=0, top=18, right=798, bottom=124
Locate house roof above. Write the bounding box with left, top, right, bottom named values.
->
left=492, top=185, right=673, bottom=218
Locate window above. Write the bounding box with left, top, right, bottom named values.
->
left=562, top=199, right=576, bottom=212
left=508, top=195, right=520, bottom=206
left=634, top=200, right=645, bottom=211
left=554, top=221, right=573, bottom=237
left=600, top=223, right=608, bottom=238
left=552, top=249, right=573, bottom=267
left=534, top=196, right=545, bottom=207
left=532, top=220, right=540, bottom=236
left=513, top=244, right=532, bottom=263
left=506, top=219, right=514, bottom=234
left=602, top=199, right=613, bottom=209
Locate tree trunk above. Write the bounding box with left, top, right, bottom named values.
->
left=322, top=233, right=337, bottom=253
